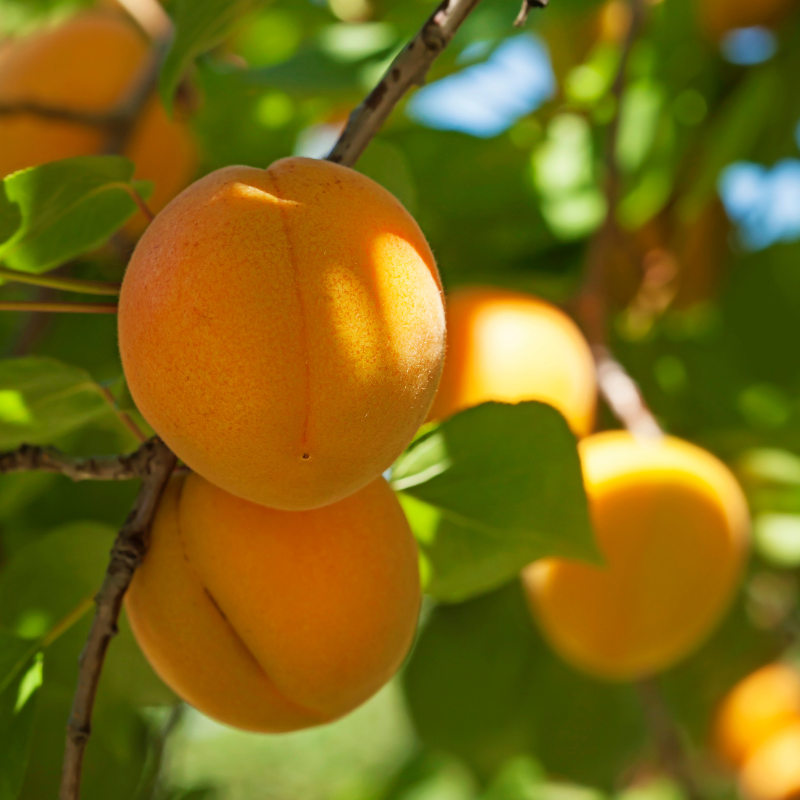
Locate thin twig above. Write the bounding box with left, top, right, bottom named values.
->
left=127, top=185, right=155, bottom=225
left=514, top=0, right=548, bottom=27
left=637, top=679, right=703, bottom=800
left=594, top=345, right=662, bottom=438
left=572, top=0, right=663, bottom=439
left=55, top=1, right=506, bottom=796
left=96, top=385, right=148, bottom=444
left=0, top=439, right=160, bottom=481
left=114, top=0, right=173, bottom=41
left=59, top=439, right=177, bottom=800
left=103, top=37, right=172, bottom=157
left=0, top=267, right=120, bottom=296
left=572, top=1, right=695, bottom=793
left=0, top=29, right=171, bottom=158
left=0, top=102, right=114, bottom=126
left=0, top=302, right=118, bottom=313
left=577, top=0, right=648, bottom=349
left=327, top=0, right=487, bottom=168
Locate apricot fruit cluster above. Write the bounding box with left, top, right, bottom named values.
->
left=120, top=157, right=444, bottom=730
left=0, top=12, right=197, bottom=230
left=431, top=285, right=749, bottom=680
left=715, top=663, right=800, bottom=800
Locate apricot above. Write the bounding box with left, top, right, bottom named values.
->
left=523, top=431, right=749, bottom=681
left=0, top=13, right=197, bottom=228
left=125, top=472, right=421, bottom=732
left=700, top=0, right=798, bottom=38
left=715, top=663, right=800, bottom=767
left=118, top=158, right=446, bottom=511
left=428, top=287, right=596, bottom=437
left=740, top=722, right=800, bottom=800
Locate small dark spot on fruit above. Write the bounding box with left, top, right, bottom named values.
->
left=302, top=453, right=310, bottom=460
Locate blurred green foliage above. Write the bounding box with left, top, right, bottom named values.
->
left=1, top=0, right=800, bottom=797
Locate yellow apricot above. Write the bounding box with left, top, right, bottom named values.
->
left=715, top=663, right=800, bottom=767
left=740, top=721, right=800, bottom=800
left=125, top=473, right=421, bottom=732
left=118, top=158, right=446, bottom=511
left=700, top=0, right=798, bottom=38
left=428, top=287, right=596, bottom=437
left=523, top=431, right=749, bottom=681
left=0, top=13, right=197, bottom=228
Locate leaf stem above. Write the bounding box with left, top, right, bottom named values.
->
left=0, top=301, right=118, bottom=313
left=42, top=597, right=96, bottom=648
left=96, top=385, right=148, bottom=444
left=0, top=267, right=121, bottom=296
left=126, top=186, right=155, bottom=225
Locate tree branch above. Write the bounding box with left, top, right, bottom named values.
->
left=0, top=302, right=118, bottom=313
left=573, top=0, right=662, bottom=439
left=59, top=438, right=176, bottom=800
left=0, top=267, right=120, bottom=296
left=573, top=0, right=698, bottom=793
left=327, top=0, right=487, bottom=168
left=96, top=385, right=149, bottom=445
left=514, top=0, right=549, bottom=28
left=0, top=439, right=163, bottom=481
left=637, top=679, right=702, bottom=800
left=0, top=27, right=171, bottom=159
left=593, top=345, right=662, bottom=439
left=52, top=1, right=542, bottom=796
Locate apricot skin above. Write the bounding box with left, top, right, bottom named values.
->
left=428, top=287, right=596, bottom=437
left=118, top=157, right=446, bottom=511
left=523, top=431, right=749, bottom=681
left=740, top=722, right=800, bottom=800
left=0, top=13, right=197, bottom=228
left=125, top=473, right=421, bottom=732
left=715, top=664, right=800, bottom=767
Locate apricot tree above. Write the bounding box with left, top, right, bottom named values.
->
left=1, top=0, right=800, bottom=800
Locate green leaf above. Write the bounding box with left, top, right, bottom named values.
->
left=0, top=156, right=148, bottom=274
left=0, top=522, right=174, bottom=708
left=680, top=66, right=782, bottom=219
left=160, top=0, right=262, bottom=114
left=392, top=402, right=598, bottom=602
left=0, top=632, right=43, bottom=800
left=404, top=582, right=645, bottom=788
left=0, top=358, right=122, bottom=449
left=0, top=184, right=22, bottom=247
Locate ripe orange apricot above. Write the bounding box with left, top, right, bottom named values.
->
left=0, top=13, right=197, bottom=228
left=428, top=287, right=596, bottom=437
left=125, top=472, right=421, bottom=732
left=118, top=158, right=446, bottom=511
left=523, top=431, right=749, bottom=681
left=740, top=722, right=800, bottom=800
left=715, top=663, right=800, bottom=767
left=700, top=0, right=798, bottom=38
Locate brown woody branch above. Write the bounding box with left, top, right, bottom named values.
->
left=573, top=0, right=698, bottom=792
left=593, top=345, right=662, bottom=439
left=574, top=0, right=663, bottom=439
left=0, top=302, right=118, bottom=313
left=637, top=679, right=702, bottom=800
left=327, top=0, right=487, bottom=168
left=0, top=439, right=159, bottom=480
left=514, top=0, right=549, bottom=28
left=52, top=1, right=516, bottom=797
left=0, top=28, right=170, bottom=158
left=59, top=438, right=176, bottom=800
